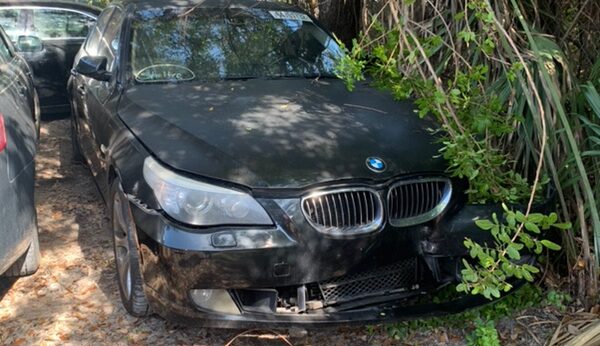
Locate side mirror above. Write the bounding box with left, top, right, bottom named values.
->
left=74, top=56, right=111, bottom=81
left=16, top=35, right=43, bottom=53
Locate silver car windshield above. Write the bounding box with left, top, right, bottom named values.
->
left=131, top=7, right=343, bottom=83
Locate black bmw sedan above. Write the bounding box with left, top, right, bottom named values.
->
left=69, top=0, right=505, bottom=327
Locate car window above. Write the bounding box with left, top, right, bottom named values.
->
left=66, top=11, right=96, bottom=38
left=0, top=9, right=24, bottom=41
left=0, top=39, right=10, bottom=63
left=85, top=8, right=114, bottom=54
left=28, top=9, right=95, bottom=39
left=98, top=8, right=124, bottom=71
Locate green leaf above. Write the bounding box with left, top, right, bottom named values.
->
left=553, top=222, right=572, bottom=230
left=498, top=232, right=511, bottom=243
left=528, top=213, right=544, bottom=223
left=523, top=264, right=540, bottom=274
left=491, top=287, right=501, bottom=298
left=506, top=245, right=521, bottom=260
left=524, top=222, right=540, bottom=234
left=476, top=219, right=495, bottom=230
left=515, top=211, right=526, bottom=223
left=522, top=270, right=534, bottom=282
left=506, top=213, right=516, bottom=228
left=582, top=150, right=600, bottom=157
left=458, top=30, right=476, bottom=43
left=541, top=240, right=562, bottom=251
left=534, top=241, right=543, bottom=255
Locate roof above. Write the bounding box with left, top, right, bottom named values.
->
left=0, top=1, right=101, bottom=15
left=114, top=0, right=297, bottom=12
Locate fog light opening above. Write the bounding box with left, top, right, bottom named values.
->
left=189, top=289, right=241, bottom=315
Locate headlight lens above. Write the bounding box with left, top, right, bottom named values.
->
left=143, top=156, right=272, bottom=226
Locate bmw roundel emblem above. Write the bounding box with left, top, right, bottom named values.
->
left=366, top=157, right=386, bottom=173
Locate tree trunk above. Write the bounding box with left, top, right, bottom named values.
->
left=292, top=0, right=361, bottom=46
left=316, top=0, right=362, bottom=46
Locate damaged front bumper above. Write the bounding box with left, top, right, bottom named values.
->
left=145, top=280, right=524, bottom=328
left=127, top=186, right=518, bottom=328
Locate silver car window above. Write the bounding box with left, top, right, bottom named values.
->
left=0, top=8, right=23, bottom=41
left=0, top=7, right=95, bottom=41
left=28, top=8, right=95, bottom=39
left=0, top=35, right=11, bottom=63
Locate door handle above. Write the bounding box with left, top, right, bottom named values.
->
left=77, top=85, right=87, bottom=96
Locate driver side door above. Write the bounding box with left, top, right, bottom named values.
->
left=72, top=6, right=124, bottom=195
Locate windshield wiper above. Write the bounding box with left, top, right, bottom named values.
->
left=221, top=76, right=259, bottom=81
left=265, top=74, right=338, bottom=80
left=302, top=73, right=338, bottom=79
left=219, top=74, right=338, bottom=81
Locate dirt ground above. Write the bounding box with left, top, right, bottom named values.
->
left=0, top=118, right=571, bottom=345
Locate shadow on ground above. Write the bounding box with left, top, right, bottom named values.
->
left=0, top=277, right=17, bottom=301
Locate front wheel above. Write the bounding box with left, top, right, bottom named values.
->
left=110, top=180, right=151, bottom=317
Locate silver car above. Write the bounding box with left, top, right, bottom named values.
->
left=0, top=25, right=39, bottom=277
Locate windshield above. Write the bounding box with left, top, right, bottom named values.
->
left=131, top=8, right=343, bottom=83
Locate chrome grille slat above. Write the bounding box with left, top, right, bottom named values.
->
left=399, top=185, right=405, bottom=218
left=350, top=194, right=358, bottom=225
left=325, top=195, right=333, bottom=227
left=302, top=188, right=383, bottom=236
left=344, top=193, right=350, bottom=226
left=419, top=182, right=425, bottom=216
left=427, top=181, right=433, bottom=211
left=331, top=195, right=339, bottom=228
left=408, top=184, right=414, bottom=218
left=311, top=199, right=319, bottom=224
left=357, top=191, right=364, bottom=225
left=338, top=195, right=344, bottom=228
left=431, top=182, right=437, bottom=210
left=387, top=178, right=452, bottom=227
left=318, top=198, right=325, bottom=225
left=368, top=192, right=373, bottom=222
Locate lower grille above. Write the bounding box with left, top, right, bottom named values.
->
left=318, top=258, right=419, bottom=306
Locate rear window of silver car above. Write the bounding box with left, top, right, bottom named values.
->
left=0, top=7, right=95, bottom=41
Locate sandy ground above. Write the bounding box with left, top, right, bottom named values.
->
left=0, top=119, right=565, bottom=345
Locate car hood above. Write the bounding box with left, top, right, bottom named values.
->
left=118, top=78, right=446, bottom=189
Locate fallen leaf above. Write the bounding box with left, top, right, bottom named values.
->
left=12, top=339, right=26, bottom=346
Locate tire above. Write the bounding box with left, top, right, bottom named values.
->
left=70, top=115, right=84, bottom=163
left=110, top=180, right=151, bottom=317
left=3, top=227, right=40, bottom=277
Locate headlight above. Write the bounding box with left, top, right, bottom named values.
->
left=143, top=156, right=272, bottom=226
